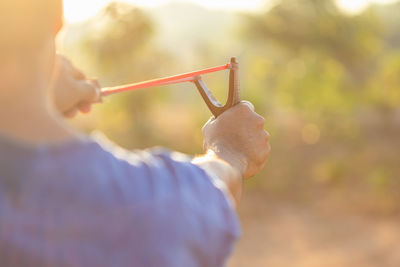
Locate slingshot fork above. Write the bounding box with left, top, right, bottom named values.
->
left=194, top=57, right=240, bottom=117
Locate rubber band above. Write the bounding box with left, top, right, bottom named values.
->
left=101, top=63, right=231, bottom=97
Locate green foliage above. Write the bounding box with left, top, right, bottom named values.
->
left=239, top=0, right=400, bottom=208
left=62, top=0, right=400, bottom=211
left=75, top=2, right=156, bottom=82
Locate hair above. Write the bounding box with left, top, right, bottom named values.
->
left=0, top=0, right=63, bottom=54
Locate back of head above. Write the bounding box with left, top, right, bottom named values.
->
left=0, top=0, right=63, bottom=55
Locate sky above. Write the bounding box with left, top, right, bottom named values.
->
left=63, top=0, right=398, bottom=23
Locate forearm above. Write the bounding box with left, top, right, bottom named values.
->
left=192, top=150, right=244, bottom=208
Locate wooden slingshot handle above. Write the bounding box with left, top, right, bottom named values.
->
left=229, top=57, right=241, bottom=106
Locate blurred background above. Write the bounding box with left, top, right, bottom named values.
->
left=59, top=0, right=400, bottom=266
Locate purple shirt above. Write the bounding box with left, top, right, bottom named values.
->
left=0, top=133, right=240, bottom=267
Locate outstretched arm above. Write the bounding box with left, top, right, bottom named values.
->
left=49, top=54, right=271, bottom=207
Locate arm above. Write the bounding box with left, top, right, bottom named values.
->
left=192, top=150, right=243, bottom=208
left=193, top=102, right=271, bottom=207
left=49, top=54, right=270, bottom=207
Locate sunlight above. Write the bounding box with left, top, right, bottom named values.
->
left=63, top=0, right=111, bottom=22
left=336, top=0, right=398, bottom=14
left=63, top=0, right=266, bottom=22
left=336, top=0, right=369, bottom=13
left=63, top=0, right=399, bottom=23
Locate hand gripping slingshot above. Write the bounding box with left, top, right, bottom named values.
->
left=101, top=57, right=240, bottom=117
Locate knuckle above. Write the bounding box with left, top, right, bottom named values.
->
left=256, top=152, right=267, bottom=166
left=241, top=100, right=255, bottom=111
left=235, top=103, right=246, bottom=112
left=237, top=102, right=253, bottom=113
left=257, top=144, right=270, bottom=163
left=80, top=81, right=98, bottom=100
left=254, top=114, right=265, bottom=127
left=264, top=130, right=270, bottom=142
left=245, top=165, right=256, bottom=178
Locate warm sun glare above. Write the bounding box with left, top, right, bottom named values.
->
left=63, top=0, right=400, bottom=23
left=336, top=0, right=398, bottom=13
left=63, top=0, right=266, bottom=23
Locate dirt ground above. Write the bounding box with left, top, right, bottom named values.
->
left=227, top=191, right=400, bottom=267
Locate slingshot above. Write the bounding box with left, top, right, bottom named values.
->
left=101, top=57, right=240, bottom=117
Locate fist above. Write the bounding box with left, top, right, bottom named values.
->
left=51, top=54, right=101, bottom=118
left=202, top=101, right=271, bottom=179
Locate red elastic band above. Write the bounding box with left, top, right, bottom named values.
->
left=101, top=63, right=231, bottom=97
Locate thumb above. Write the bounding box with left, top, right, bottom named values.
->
left=78, top=80, right=101, bottom=103
left=240, top=100, right=255, bottom=111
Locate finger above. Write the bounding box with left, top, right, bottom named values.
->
left=258, top=130, right=270, bottom=146
left=78, top=103, right=92, bottom=114
left=257, top=141, right=271, bottom=164
left=64, top=108, right=78, bottom=118
left=263, top=130, right=271, bottom=143
left=71, top=66, right=86, bottom=80
left=244, top=165, right=258, bottom=179
left=241, top=100, right=255, bottom=111
left=89, top=78, right=101, bottom=89
left=253, top=113, right=265, bottom=129
left=78, top=80, right=100, bottom=103
left=89, top=79, right=103, bottom=102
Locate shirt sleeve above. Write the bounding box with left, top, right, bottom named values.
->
left=96, top=137, right=241, bottom=267
left=149, top=149, right=241, bottom=266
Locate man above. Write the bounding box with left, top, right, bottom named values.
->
left=0, top=0, right=270, bottom=266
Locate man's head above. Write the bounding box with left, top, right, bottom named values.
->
left=0, top=0, right=63, bottom=54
